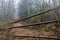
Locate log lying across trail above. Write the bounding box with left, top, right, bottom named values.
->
left=10, top=5, right=60, bottom=24
left=9, top=20, right=60, bottom=29
left=13, top=35, right=60, bottom=39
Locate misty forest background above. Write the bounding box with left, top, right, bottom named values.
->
left=0, top=0, right=60, bottom=39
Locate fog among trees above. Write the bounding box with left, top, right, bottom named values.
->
left=0, top=0, right=60, bottom=21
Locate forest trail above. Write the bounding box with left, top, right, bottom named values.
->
left=11, top=22, right=39, bottom=36
left=10, top=22, right=56, bottom=37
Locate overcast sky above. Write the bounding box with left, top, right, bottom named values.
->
left=15, top=0, right=19, bottom=4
